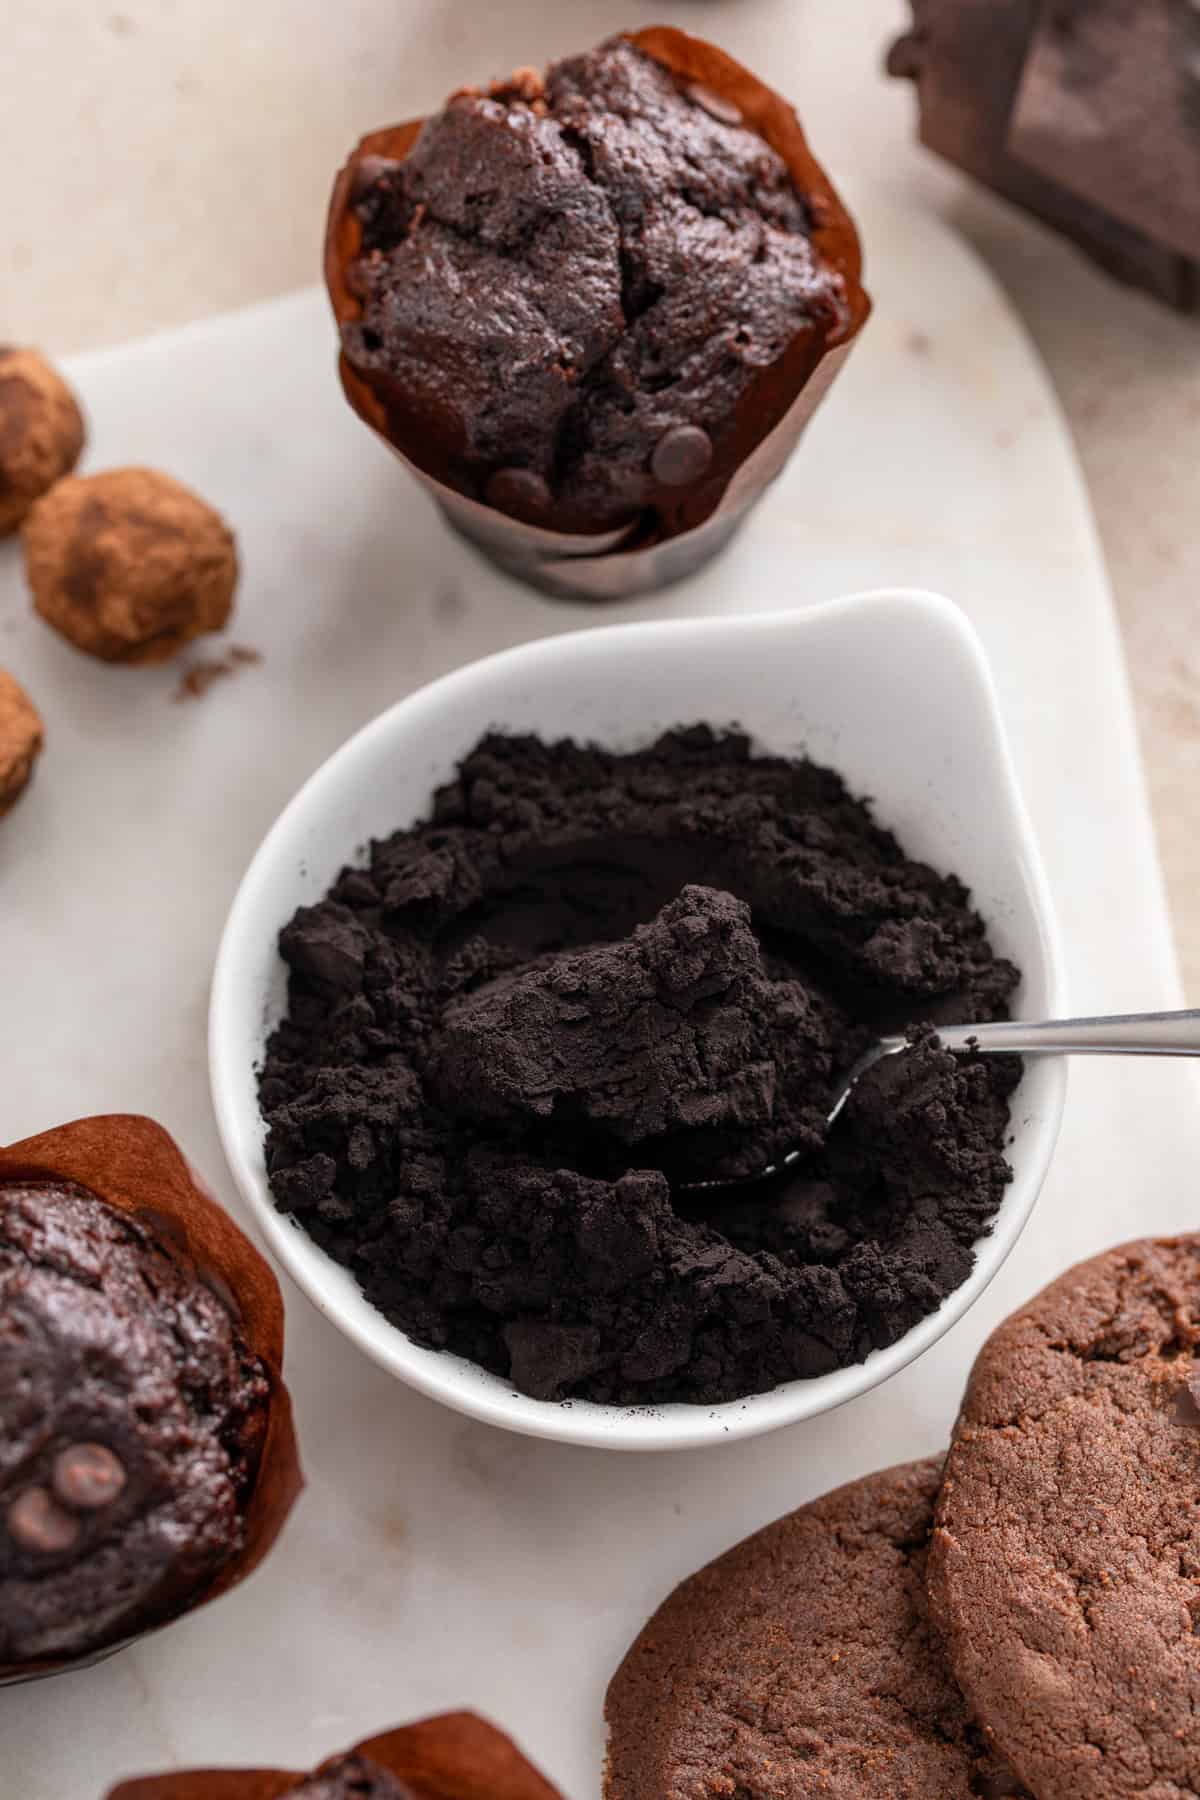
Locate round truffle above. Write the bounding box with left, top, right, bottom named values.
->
left=0, top=1178, right=269, bottom=1663
left=0, top=668, right=44, bottom=817
left=339, top=36, right=854, bottom=535
left=0, top=348, right=85, bottom=536
left=23, top=467, right=238, bottom=664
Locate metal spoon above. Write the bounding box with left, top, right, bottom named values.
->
left=682, top=1008, right=1200, bottom=1192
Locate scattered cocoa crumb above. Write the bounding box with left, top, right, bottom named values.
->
left=0, top=349, right=86, bottom=536
left=174, top=644, right=262, bottom=702
left=24, top=467, right=237, bottom=664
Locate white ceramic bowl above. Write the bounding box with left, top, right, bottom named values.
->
left=210, top=590, right=1066, bottom=1450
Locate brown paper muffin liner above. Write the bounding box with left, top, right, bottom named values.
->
left=103, top=1710, right=564, bottom=1800
left=325, top=25, right=871, bottom=601
left=0, top=1114, right=303, bottom=1685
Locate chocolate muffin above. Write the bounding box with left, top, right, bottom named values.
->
left=0, top=1176, right=269, bottom=1664
left=326, top=27, right=869, bottom=589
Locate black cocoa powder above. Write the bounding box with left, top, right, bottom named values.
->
left=258, top=728, right=1021, bottom=1405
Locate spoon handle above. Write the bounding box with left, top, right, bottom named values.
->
left=934, top=1008, right=1200, bottom=1058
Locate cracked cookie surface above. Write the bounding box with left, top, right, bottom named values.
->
left=605, top=1457, right=1026, bottom=1799
left=930, top=1234, right=1200, bottom=1800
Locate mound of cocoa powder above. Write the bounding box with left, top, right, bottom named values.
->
left=258, top=728, right=1020, bottom=1405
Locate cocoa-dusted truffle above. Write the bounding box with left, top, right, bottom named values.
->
left=0, top=1177, right=269, bottom=1664
left=0, top=668, right=43, bottom=816
left=23, top=468, right=237, bottom=664
left=0, top=348, right=85, bottom=536
left=429, top=885, right=830, bottom=1157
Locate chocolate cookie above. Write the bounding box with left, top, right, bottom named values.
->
left=929, top=1235, right=1200, bottom=1800
left=605, top=1458, right=1025, bottom=1798
left=0, top=1178, right=269, bottom=1662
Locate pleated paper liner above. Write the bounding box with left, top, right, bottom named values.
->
left=325, top=25, right=870, bottom=601
left=0, top=1115, right=303, bottom=1685
left=104, top=1710, right=564, bottom=1800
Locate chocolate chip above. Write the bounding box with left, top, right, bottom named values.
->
left=685, top=82, right=743, bottom=127
left=651, top=425, right=713, bottom=487
left=52, top=1443, right=128, bottom=1511
left=484, top=467, right=553, bottom=520
left=6, top=1487, right=80, bottom=1553
left=350, top=154, right=404, bottom=204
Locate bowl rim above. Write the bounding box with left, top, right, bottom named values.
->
left=209, top=588, right=1067, bottom=1451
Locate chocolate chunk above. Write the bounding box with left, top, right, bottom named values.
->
left=484, top=467, right=553, bottom=521
left=887, top=0, right=1200, bottom=312
left=6, top=1487, right=80, bottom=1553
left=432, top=886, right=779, bottom=1145
left=685, top=81, right=743, bottom=126
left=650, top=425, right=713, bottom=487
left=52, top=1443, right=127, bottom=1511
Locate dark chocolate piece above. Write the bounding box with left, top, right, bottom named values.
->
left=888, top=0, right=1200, bottom=311
left=432, top=886, right=778, bottom=1144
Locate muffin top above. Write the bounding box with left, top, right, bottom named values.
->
left=0, top=1178, right=268, bottom=1663
left=342, top=36, right=851, bottom=534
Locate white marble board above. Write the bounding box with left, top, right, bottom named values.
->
left=2, top=188, right=1198, bottom=1798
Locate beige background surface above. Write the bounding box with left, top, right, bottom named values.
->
left=5, top=0, right=1198, bottom=993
